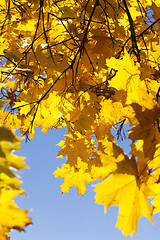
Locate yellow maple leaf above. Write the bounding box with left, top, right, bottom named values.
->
left=94, top=157, right=154, bottom=236
left=106, top=51, right=140, bottom=91
left=53, top=157, right=91, bottom=195
left=0, top=100, right=31, bottom=239
left=0, top=189, right=31, bottom=240
left=100, top=99, right=124, bottom=125
left=57, top=132, right=96, bottom=165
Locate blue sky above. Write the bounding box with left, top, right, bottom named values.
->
left=9, top=127, right=160, bottom=240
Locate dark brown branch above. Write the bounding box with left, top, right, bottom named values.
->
left=42, top=7, right=55, bottom=64
left=136, top=17, right=160, bottom=38
left=123, top=0, right=140, bottom=62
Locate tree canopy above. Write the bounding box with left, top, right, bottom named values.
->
left=1, top=0, right=160, bottom=238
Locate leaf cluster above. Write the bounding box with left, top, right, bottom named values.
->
left=1, top=0, right=160, bottom=237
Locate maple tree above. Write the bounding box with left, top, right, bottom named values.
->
left=1, top=0, right=160, bottom=238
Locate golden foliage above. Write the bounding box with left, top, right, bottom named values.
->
left=1, top=0, right=160, bottom=236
